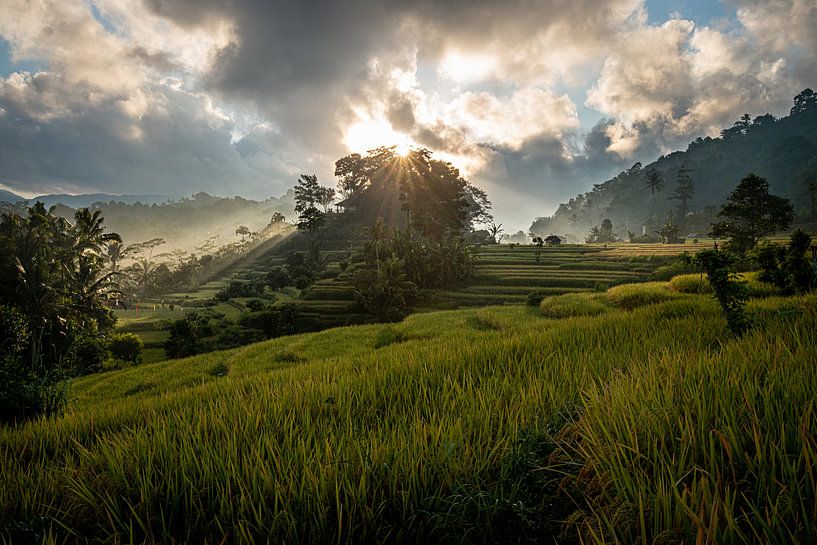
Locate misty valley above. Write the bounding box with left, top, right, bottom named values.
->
left=2, top=1, right=817, bottom=543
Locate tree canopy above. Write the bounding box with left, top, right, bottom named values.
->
left=710, top=173, right=794, bottom=252
left=333, top=146, right=491, bottom=238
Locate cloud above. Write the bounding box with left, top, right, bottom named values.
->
left=585, top=1, right=816, bottom=158
left=0, top=0, right=816, bottom=231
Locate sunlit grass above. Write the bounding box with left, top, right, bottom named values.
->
left=3, top=288, right=815, bottom=543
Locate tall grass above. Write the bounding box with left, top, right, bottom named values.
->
left=554, top=293, right=817, bottom=544
left=2, top=293, right=814, bottom=544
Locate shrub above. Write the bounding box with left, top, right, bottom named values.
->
left=668, top=273, right=713, bottom=294
left=539, top=293, right=610, bottom=318
left=108, top=333, right=144, bottom=364
left=526, top=290, right=549, bottom=306
left=246, top=299, right=265, bottom=312
left=756, top=230, right=814, bottom=294
left=606, top=282, right=680, bottom=310
left=684, top=248, right=750, bottom=335
left=265, top=266, right=291, bottom=291
left=0, top=306, right=67, bottom=424
left=68, top=333, right=110, bottom=375
left=239, top=304, right=301, bottom=339
left=164, top=315, right=205, bottom=359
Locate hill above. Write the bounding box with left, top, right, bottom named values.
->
left=2, top=283, right=815, bottom=543
left=531, top=88, right=817, bottom=241
left=27, top=193, right=172, bottom=208
left=0, top=189, right=24, bottom=203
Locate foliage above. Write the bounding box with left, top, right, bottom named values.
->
left=333, top=146, right=491, bottom=236
left=683, top=248, right=750, bottom=334
left=164, top=314, right=208, bottom=359
left=656, top=216, right=681, bottom=243
left=669, top=164, right=695, bottom=218
left=710, top=173, right=794, bottom=253
left=0, top=204, right=121, bottom=420
left=644, top=167, right=663, bottom=197
left=265, top=266, right=291, bottom=291
left=756, top=229, right=815, bottom=294
left=0, top=305, right=68, bottom=425
left=585, top=218, right=617, bottom=243
left=294, top=174, right=330, bottom=274
left=530, top=90, right=817, bottom=244
left=214, top=280, right=265, bottom=302
left=238, top=304, right=302, bottom=339
left=526, top=289, right=549, bottom=306
left=108, top=333, right=144, bottom=364
left=354, top=256, right=418, bottom=322
left=68, top=332, right=111, bottom=375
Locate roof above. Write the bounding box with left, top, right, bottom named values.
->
left=545, top=234, right=562, bottom=240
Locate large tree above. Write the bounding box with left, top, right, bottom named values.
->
left=644, top=167, right=664, bottom=197
left=294, top=174, right=328, bottom=272
left=332, top=146, right=490, bottom=238
left=670, top=164, right=695, bottom=219
left=710, top=173, right=794, bottom=252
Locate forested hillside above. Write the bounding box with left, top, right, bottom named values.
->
left=531, top=89, right=817, bottom=241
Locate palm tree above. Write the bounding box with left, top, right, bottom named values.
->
left=72, top=208, right=121, bottom=254
left=645, top=168, right=664, bottom=197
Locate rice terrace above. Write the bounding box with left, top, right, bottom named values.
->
left=2, top=1, right=817, bottom=544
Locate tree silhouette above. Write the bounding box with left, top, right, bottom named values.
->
left=670, top=164, right=695, bottom=219
left=645, top=168, right=664, bottom=197
left=235, top=225, right=251, bottom=241
left=710, top=173, right=794, bottom=252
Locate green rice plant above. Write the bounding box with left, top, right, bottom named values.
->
left=606, top=282, right=683, bottom=310
left=373, top=325, right=404, bottom=348
left=669, top=273, right=713, bottom=294
left=539, top=293, right=611, bottom=319
left=554, top=293, right=817, bottom=544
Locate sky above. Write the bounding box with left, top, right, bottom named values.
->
left=0, top=0, right=816, bottom=231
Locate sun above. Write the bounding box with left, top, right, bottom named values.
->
left=395, top=141, right=411, bottom=157
left=343, top=116, right=415, bottom=156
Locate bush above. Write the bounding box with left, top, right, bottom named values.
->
left=108, top=333, right=144, bottom=364
left=539, top=293, right=610, bottom=318
left=669, top=274, right=713, bottom=294
left=684, top=248, right=750, bottom=335
left=0, top=306, right=67, bottom=425
left=246, top=299, right=265, bottom=312
left=239, top=304, right=301, bottom=339
left=526, top=290, right=549, bottom=306
left=606, top=282, right=681, bottom=310
left=756, top=230, right=814, bottom=294
left=68, top=333, right=110, bottom=375
left=164, top=315, right=206, bottom=359
left=265, top=267, right=291, bottom=291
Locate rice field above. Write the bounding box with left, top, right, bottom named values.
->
left=3, top=281, right=815, bottom=544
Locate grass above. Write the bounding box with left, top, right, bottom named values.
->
left=539, top=293, right=611, bottom=318
left=2, top=287, right=815, bottom=544
left=606, top=281, right=683, bottom=310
